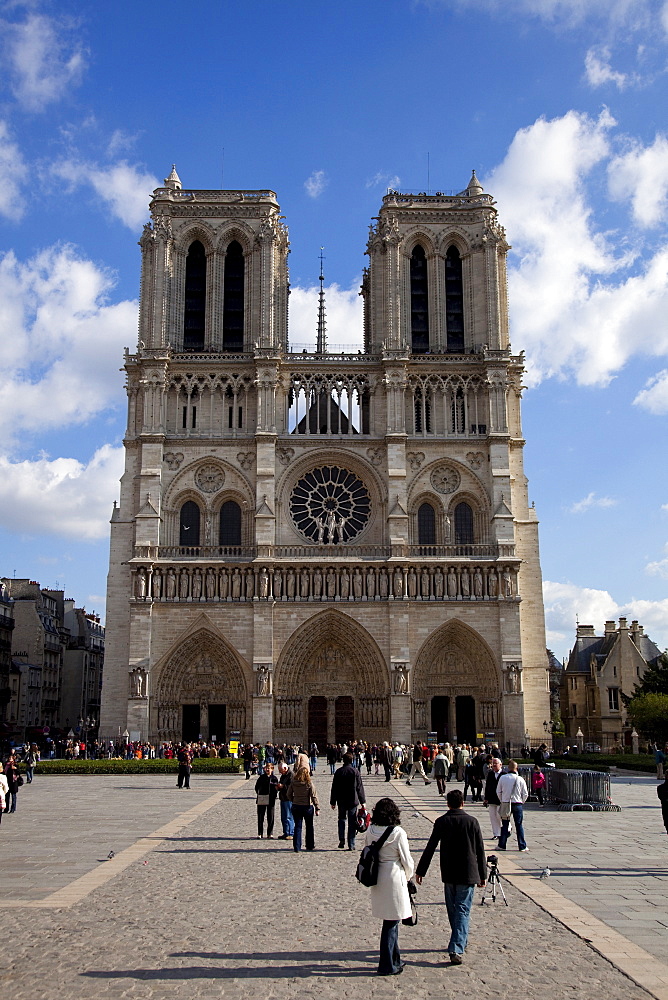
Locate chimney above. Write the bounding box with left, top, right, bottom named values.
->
left=576, top=624, right=596, bottom=637
left=604, top=620, right=616, bottom=635
left=618, top=617, right=628, bottom=630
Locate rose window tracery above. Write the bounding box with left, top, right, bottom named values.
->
left=289, top=466, right=371, bottom=543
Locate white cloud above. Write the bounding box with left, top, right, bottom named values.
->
left=485, top=110, right=668, bottom=387
left=568, top=492, right=617, bottom=513
left=634, top=368, right=668, bottom=413
left=543, top=580, right=668, bottom=651
left=662, top=0, right=668, bottom=32
left=0, top=444, right=124, bottom=540
left=0, top=245, right=137, bottom=440
left=0, top=12, right=86, bottom=112
left=51, top=159, right=158, bottom=229
left=0, top=120, right=27, bottom=220
left=646, top=543, right=668, bottom=578
left=366, top=171, right=401, bottom=191
left=288, top=281, right=363, bottom=351
left=584, top=46, right=629, bottom=89
left=448, top=0, right=651, bottom=29
left=304, top=169, right=327, bottom=199
left=608, top=133, right=668, bottom=227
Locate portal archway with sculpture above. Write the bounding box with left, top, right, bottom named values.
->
left=412, top=620, right=501, bottom=745
left=273, top=610, right=390, bottom=747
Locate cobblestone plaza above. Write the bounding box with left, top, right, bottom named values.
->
left=1, top=772, right=667, bottom=999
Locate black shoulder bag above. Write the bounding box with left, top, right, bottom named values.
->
left=355, top=825, right=394, bottom=887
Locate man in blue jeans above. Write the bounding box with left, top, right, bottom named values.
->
left=415, top=788, right=486, bottom=965
left=497, top=759, right=529, bottom=851
left=329, top=752, right=366, bottom=850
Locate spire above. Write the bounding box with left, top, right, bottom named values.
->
left=316, top=247, right=327, bottom=354
left=466, top=169, right=483, bottom=196
left=164, top=164, right=182, bottom=190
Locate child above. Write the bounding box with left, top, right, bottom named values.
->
left=531, top=764, right=546, bottom=806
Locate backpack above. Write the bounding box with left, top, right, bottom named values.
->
left=355, top=825, right=394, bottom=887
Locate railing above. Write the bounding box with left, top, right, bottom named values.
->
left=262, top=545, right=390, bottom=560
left=409, top=544, right=515, bottom=559
left=157, top=546, right=256, bottom=560
left=148, top=543, right=516, bottom=562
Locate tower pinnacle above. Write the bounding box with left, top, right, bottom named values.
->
left=316, top=247, right=327, bottom=354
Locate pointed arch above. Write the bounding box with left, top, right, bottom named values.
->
left=410, top=243, right=429, bottom=354
left=223, top=239, right=245, bottom=351
left=413, top=619, right=500, bottom=700
left=183, top=240, right=206, bottom=351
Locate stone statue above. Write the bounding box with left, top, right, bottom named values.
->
left=366, top=567, right=376, bottom=599
left=257, top=665, right=271, bottom=697
left=206, top=569, right=216, bottom=600
left=192, top=569, right=202, bottom=600
left=326, top=510, right=338, bottom=544
left=219, top=569, right=229, bottom=599
left=245, top=569, right=255, bottom=599
left=421, top=567, right=430, bottom=598
left=353, top=568, right=363, bottom=599
left=505, top=663, right=520, bottom=694
left=460, top=569, right=470, bottom=598
left=179, top=571, right=189, bottom=599
left=394, top=665, right=408, bottom=694
left=393, top=568, right=403, bottom=599
left=434, top=567, right=444, bottom=599
left=165, top=569, right=177, bottom=599
left=135, top=569, right=147, bottom=600
left=378, top=568, right=389, bottom=598
left=273, top=569, right=282, bottom=599
left=340, top=567, right=350, bottom=599
left=151, top=571, right=162, bottom=599
left=231, top=568, right=241, bottom=599
left=129, top=668, right=145, bottom=698
left=313, top=568, right=323, bottom=598
left=259, top=567, right=270, bottom=599
left=407, top=567, right=417, bottom=599
left=316, top=516, right=326, bottom=545
left=488, top=570, right=498, bottom=598
left=286, top=568, right=296, bottom=599
left=447, top=568, right=458, bottom=598
left=473, top=568, right=483, bottom=598
left=300, top=568, right=310, bottom=599
left=503, top=568, right=513, bottom=597
left=326, top=568, right=336, bottom=598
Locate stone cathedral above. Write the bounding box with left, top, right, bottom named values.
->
left=99, top=166, right=550, bottom=748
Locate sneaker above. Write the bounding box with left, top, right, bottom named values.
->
left=449, top=953, right=463, bottom=965
left=267, top=835, right=274, bottom=839
left=519, top=847, right=529, bottom=852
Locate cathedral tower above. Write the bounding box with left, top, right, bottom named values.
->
left=100, top=168, right=549, bottom=748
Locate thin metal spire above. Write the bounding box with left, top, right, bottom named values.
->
left=316, top=247, right=327, bottom=354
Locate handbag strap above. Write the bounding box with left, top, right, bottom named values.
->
left=372, top=824, right=395, bottom=852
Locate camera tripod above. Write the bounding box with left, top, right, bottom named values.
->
left=480, top=856, right=509, bottom=906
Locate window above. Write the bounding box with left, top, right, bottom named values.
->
left=179, top=501, right=201, bottom=547
left=417, top=503, right=436, bottom=545
left=571, top=703, right=577, bottom=717
left=414, top=396, right=432, bottom=433
left=410, top=245, right=429, bottom=353
left=569, top=676, right=578, bottom=690
left=183, top=240, right=206, bottom=351
left=219, top=500, right=242, bottom=546
left=454, top=502, right=474, bottom=545
left=608, top=687, right=619, bottom=711
left=445, top=246, right=464, bottom=352
left=223, top=241, right=244, bottom=351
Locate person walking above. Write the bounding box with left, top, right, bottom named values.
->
left=365, top=797, right=414, bottom=977
left=4, top=754, right=22, bottom=813
left=379, top=742, right=393, bottom=782
left=531, top=763, right=546, bottom=806
left=432, top=747, right=448, bottom=796
left=24, top=744, right=39, bottom=784
left=254, top=761, right=279, bottom=839
left=657, top=775, right=668, bottom=834
left=655, top=745, right=665, bottom=781
left=287, top=765, right=320, bottom=851
left=483, top=756, right=504, bottom=840
left=309, top=742, right=318, bottom=774
left=276, top=762, right=294, bottom=839
left=406, top=742, right=431, bottom=786
left=330, top=752, right=366, bottom=850
left=497, top=760, right=529, bottom=851
left=415, top=788, right=486, bottom=965
left=176, top=743, right=193, bottom=789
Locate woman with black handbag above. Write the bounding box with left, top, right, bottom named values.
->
left=4, top=754, right=22, bottom=814
left=365, top=797, right=414, bottom=976
left=254, top=762, right=279, bottom=838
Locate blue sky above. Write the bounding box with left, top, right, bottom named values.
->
left=0, top=0, right=667, bottom=655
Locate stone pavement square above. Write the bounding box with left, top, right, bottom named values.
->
left=0, top=769, right=662, bottom=1000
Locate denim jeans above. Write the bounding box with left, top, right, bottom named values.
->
left=291, top=804, right=314, bottom=851
left=280, top=799, right=294, bottom=836
left=378, top=919, right=401, bottom=974
left=444, top=884, right=475, bottom=955
left=337, top=805, right=358, bottom=848
left=309, top=756, right=317, bottom=773
left=498, top=802, right=526, bottom=850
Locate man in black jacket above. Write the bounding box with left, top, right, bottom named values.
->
left=415, top=788, right=486, bottom=965
left=483, top=755, right=504, bottom=840
left=329, top=753, right=366, bottom=850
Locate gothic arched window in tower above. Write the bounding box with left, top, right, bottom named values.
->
left=445, top=246, right=465, bottom=353
left=219, top=500, right=242, bottom=547
left=454, top=501, right=474, bottom=545
left=179, top=500, right=201, bottom=547
left=417, top=502, right=436, bottom=545
left=410, top=244, right=429, bottom=354
left=223, top=240, right=245, bottom=352
left=183, top=240, right=206, bottom=351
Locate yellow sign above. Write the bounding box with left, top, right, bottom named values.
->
left=476, top=733, right=484, bottom=739
left=229, top=741, right=239, bottom=754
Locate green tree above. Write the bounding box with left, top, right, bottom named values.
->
left=633, top=652, right=668, bottom=695
left=626, top=691, right=668, bottom=743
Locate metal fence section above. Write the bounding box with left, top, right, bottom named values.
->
left=542, top=768, right=620, bottom=811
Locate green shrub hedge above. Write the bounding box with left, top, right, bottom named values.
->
left=34, top=758, right=243, bottom=775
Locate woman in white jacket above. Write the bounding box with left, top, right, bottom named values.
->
left=365, top=797, right=414, bottom=976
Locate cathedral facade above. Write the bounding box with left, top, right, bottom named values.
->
left=99, top=167, right=549, bottom=748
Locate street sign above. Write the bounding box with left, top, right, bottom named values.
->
left=229, top=741, right=239, bottom=755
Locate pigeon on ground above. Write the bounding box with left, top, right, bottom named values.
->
left=107, top=851, right=115, bottom=860
left=540, top=867, right=551, bottom=880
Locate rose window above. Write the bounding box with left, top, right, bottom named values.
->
left=289, top=466, right=371, bottom=543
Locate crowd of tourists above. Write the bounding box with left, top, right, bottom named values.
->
left=0, top=743, right=40, bottom=818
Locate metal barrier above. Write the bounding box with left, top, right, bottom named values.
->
left=543, top=768, right=620, bottom=811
